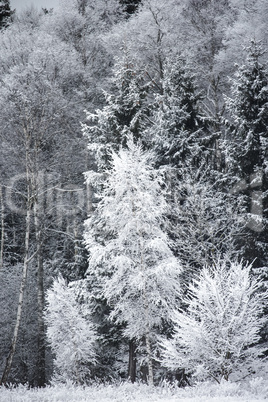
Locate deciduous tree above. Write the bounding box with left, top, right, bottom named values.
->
left=45, top=276, right=97, bottom=384
left=161, top=260, right=268, bottom=383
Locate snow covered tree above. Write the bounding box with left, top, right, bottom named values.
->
left=105, top=0, right=237, bottom=124
left=146, top=57, right=238, bottom=282
left=225, top=40, right=268, bottom=179
left=45, top=276, right=97, bottom=384
left=82, top=52, right=149, bottom=173
left=172, top=167, right=245, bottom=287
left=219, top=0, right=268, bottom=71
left=0, top=16, right=90, bottom=384
left=180, top=0, right=237, bottom=124
left=224, top=40, right=268, bottom=266
left=148, top=56, right=213, bottom=170
left=84, top=136, right=182, bottom=385
left=161, top=260, right=268, bottom=383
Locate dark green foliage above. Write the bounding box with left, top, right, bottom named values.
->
left=0, top=0, right=13, bottom=29
left=225, top=40, right=268, bottom=266
left=83, top=54, right=150, bottom=171
left=149, top=56, right=214, bottom=169
left=226, top=40, right=268, bottom=177
left=119, top=0, right=141, bottom=16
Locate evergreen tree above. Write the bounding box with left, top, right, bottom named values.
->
left=82, top=52, right=149, bottom=173
left=147, top=56, right=236, bottom=283
left=148, top=56, right=214, bottom=170
left=84, top=137, right=182, bottom=385
left=173, top=166, right=245, bottom=287
left=225, top=40, right=268, bottom=266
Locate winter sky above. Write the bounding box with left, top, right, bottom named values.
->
left=11, top=0, right=60, bottom=12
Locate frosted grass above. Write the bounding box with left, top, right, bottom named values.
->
left=0, top=378, right=267, bottom=402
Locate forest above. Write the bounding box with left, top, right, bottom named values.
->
left=0, top=0, right=267, bottom=396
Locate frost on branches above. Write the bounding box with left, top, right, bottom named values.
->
left=161, top=260, right=268, bottom=383
left=45, top=276, right=97, bottom=384
left=84, top=136, right=182, bottom=385
left=149, top=56, right=209, bottom=169
left=82, top=53, right=149, bottom=173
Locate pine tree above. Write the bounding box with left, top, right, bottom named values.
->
left=82, top=54, right=150, bottom=381
left=149, top=56, right=211, bottom=170
left=146, top=56, right=236, bottom=283
left=172, top=166, right=245, bottom=287
left=225, top=40, right=268, bottom=266
left=161, top=259, right=268, bottom=383
left=84, top=137, right=181, bottom=385
left=82, top=52, right=149, bottom=173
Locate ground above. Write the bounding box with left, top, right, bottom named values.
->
left=0, top=379, right=267, bottom=402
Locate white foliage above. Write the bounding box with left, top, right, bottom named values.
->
left=84, top=136, right=182, bottom=340
left=1, top=378, right=268, bottom=401
left=161, top=259, right=268, bottom=383
left=45, top=276, right=97, bottom=384
left=173, top=167, right=245, bottom=277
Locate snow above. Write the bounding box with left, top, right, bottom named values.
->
left=0, top=380, right=267, bottom=402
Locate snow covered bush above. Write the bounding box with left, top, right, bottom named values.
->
left=161, top=259, right=268, bottom=383
left=45, top=276, right=97, bottom=384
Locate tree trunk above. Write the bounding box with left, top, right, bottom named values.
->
left=36, top=249, right=46, bottom=387
left=34, top=177, right=46, bottom=387
left=145, top=333, right=154, bottom=386
left=0, top=182, right=31, bottom=385
left=142, top=282, right=154, bottom=386
left=128, top=339, right=136, bottom=383
left=140, top=235, right=154, bottom=386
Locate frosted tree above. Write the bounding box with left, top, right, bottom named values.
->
left=161, top=260, right=268, bottom=383
left=225, top=40, right=268, bottom=179
left=148, top=56, right=213, bottom=170
left=146, top=57, right=238, bottom=282
left=172, top=167, right=245, bottom=287
left=84, top=136, right=182, bottom=385
left=0, top=23, right=89, bottom=385
left=45, top=276, right=97, bottom=384
left=218, top=0, right=268, bottom=71
left=224, top=40, right=268, bottom=266
left=82, top=52, right=149, bottom=173
left=104, top=0, right=237, bottom=123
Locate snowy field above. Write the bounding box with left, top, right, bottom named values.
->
left=0, top=380, right=267, bottom=402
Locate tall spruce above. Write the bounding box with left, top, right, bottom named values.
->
left=82, top=56, right=150, bottom=381
left=146, top=57, right=238, bottom=284
left=225, top=40, right=268, bottom=267
left=82, top=52, right=149, bottom=173
left=148, top=56, right=214, bottom=171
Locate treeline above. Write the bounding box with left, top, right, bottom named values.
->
left=0, top=0, right=267, bottom=387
